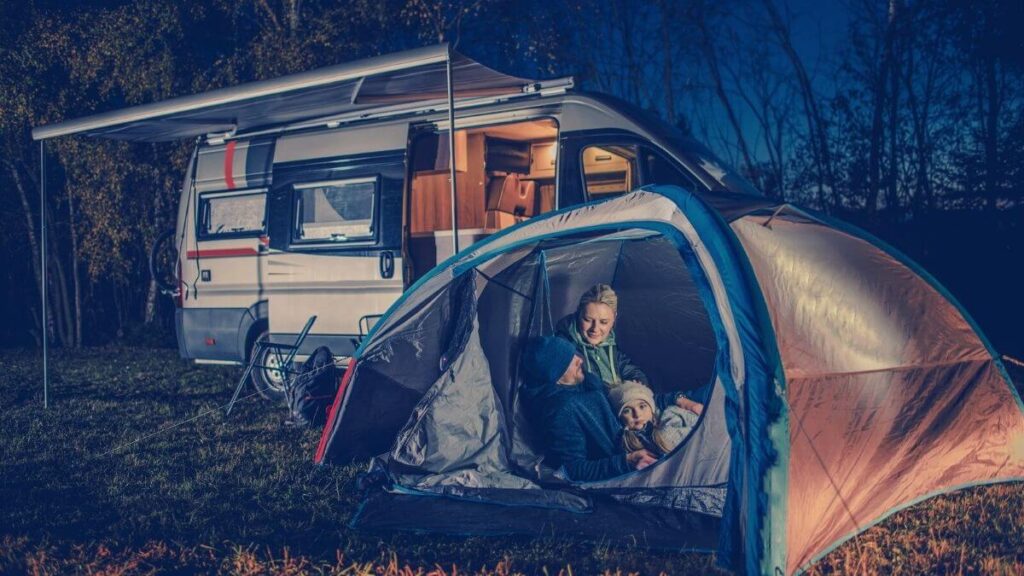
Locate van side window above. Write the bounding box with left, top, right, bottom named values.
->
left=198, top=190, right=266, bottom=238
left=642, top=148, right=697, bottom=191
left=581, top=144, right=638, bottom=199
left=294, top=177, right=377, bottom=243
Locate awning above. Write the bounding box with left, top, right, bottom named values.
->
left=32, top=44, right=568, bottom=142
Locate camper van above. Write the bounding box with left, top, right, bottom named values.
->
left=34, top=45, right=762, bottom=399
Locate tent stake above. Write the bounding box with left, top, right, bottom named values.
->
left=40, top=139, right=48, bottom=409
left=445, top=43, right=460, bottom=255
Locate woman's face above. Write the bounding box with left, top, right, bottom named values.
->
left=620, top=399, right=654, bottom=431
left=578, top=302, right=616, bottom=345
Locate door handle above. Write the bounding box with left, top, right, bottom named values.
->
left=379, top=251, right=395, bottom=279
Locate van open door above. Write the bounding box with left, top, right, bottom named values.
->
left=405, top=117, right=560, bottom=283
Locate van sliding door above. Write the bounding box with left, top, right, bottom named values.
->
left=263, top=123, right=408, bottom=357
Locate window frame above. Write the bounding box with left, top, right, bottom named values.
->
left=579, top=143, right=640, bottom=201
left=290, top=175, right=380, bottom=248
left=575, top=137, right=699, bottom=204
left=196, top=188, right=268, bottom=241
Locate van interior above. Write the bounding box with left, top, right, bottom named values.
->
left=406, top=118, right=559, bottom=283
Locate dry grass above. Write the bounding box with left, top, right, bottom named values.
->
left=0, top=347, right=1021, bottom=575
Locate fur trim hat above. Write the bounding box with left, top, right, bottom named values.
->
left=607, top=380, right=657, bottom=416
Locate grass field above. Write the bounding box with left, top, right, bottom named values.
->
left=1, top=347, right=1022, bottom=575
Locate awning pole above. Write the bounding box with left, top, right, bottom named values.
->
left=40, top=139, right=48, bottom=409
left=445, top=44, right=460, bottom=255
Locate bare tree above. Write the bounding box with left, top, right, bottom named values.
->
left=760, top=0, right=836, bottom=210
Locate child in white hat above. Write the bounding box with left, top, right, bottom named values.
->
left=607, top=380, right=700, bottom=458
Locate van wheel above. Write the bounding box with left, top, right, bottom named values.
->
left=250, top=329, right=288, bottom=401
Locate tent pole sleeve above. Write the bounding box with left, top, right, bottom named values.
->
left=40, top=139, right=48, bottom=409
left=445, top=44, right=459, bottom=255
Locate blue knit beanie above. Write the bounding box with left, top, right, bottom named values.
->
left=521, top=336, right=577, bottom=385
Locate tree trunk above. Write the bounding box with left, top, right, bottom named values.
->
left=902, top=34, right=935, bottom=217
left=696, top=12, right=760, bottom=189
left=983, top=46, right=1000, bottom=211
left=884, top=1, right=902, bottom=214
left=6, top=160, right=47, bottom=344
left=613, top=0, right=641, bottom=105
left=761, top=0, right=835, bottom=211
left=867, top=1, right=898, bottom=213
left=657, top=0, right=677, bottom=125
left=66, top=185, right=83, bottom=347
left=44, top=204, right=74, bottom=348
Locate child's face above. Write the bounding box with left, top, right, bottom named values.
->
left=620, top=399, right=654, bottom=431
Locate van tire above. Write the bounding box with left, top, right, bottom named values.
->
left=249, top=328, right=287, bottom=402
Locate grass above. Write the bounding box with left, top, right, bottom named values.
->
left=0, top=347, right=1022, bottom=575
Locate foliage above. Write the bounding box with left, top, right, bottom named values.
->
left=0, top=0, right=1022, bottom=349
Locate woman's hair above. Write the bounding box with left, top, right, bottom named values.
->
left=578, top=283, right=618, bottom=315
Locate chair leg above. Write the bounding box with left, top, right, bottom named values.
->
left=226, top=346, right=261, bottom=416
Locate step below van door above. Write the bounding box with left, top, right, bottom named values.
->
left=263, top=124, right=408, bottom=358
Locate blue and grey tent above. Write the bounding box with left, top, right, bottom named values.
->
left=315, top=187, right=1024, bottom=574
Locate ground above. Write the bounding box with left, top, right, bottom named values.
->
left=0, top=347, right=1022, bottom=575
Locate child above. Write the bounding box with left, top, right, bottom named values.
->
left=608, top=380, right=700, bottom=458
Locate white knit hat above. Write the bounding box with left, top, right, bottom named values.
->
left=607, top=380, right=657, bottom=416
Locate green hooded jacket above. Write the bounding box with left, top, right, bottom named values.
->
left=555, top=313, right=649, bottom=387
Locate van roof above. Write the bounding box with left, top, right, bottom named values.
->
left=32, top=44, right=570, bottom=143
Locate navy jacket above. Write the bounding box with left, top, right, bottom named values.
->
left=521, top=370, right=631, bottom=482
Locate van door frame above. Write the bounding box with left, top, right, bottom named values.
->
left=402, top=113, right=563, bottom=288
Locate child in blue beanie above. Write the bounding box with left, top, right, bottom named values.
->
left=520, top=336, right=657, bottom=481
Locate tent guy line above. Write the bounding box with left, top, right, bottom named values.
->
left=96, top=358, right=344, bottom=457
left=1003, top=354, right=1024, bottom=369
left=97, top=358, right=345, bottom=459
left=98, top=389, right=262, bottom=459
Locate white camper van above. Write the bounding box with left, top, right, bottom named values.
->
left=34, top=45, right=763, bottom=399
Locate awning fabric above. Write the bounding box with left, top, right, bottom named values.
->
left=32, top=44, right=553, bottom=142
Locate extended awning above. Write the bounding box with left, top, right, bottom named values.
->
left=32, top=44, right=570, bottom=142
left=29, top=44, right=571, bottom=410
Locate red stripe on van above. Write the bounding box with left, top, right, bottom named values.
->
left=223, top=140, right=237, bottom=189
left=186, top=247, right=258, bottom=259
left=314, top=358, right=358, bottom=464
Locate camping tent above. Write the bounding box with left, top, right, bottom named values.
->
left=314, top=186, right=1024, bottom=574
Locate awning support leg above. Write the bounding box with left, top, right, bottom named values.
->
left=445, top=43, right=460, bottom=255
left=40, top=139, right=49, bottom=409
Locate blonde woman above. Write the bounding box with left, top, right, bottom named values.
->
left=556, top=283, right=704, bottom=415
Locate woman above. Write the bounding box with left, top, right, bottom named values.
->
left=556, top=283, right=703, bottom=415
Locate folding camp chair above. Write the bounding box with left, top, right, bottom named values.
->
left=226, top=315, right=317, bottom=416
left=349, top=314, right=383, bottom=350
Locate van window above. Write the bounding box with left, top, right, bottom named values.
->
left=294, top=177, right=377, bottom=243
left=198, top=190, right=266, bottom=238
left=642, top=148, right=697, bottom=191
left=581, top=144, right=637, bottom=199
